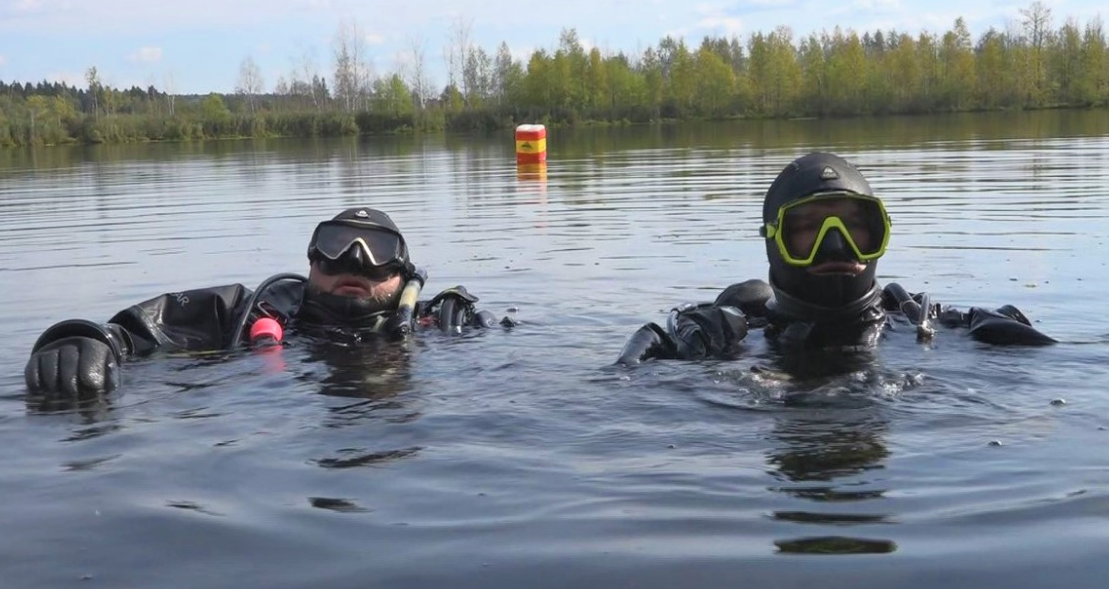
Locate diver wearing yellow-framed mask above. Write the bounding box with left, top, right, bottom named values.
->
left=616, top=152, right=1055, bottom=364
left=759, top=153, right=890, bottom=317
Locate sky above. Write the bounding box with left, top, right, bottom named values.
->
left=0, top=0, right=1105, bottom=95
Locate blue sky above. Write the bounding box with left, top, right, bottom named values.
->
left=0, top=0, right=1104, bottom=94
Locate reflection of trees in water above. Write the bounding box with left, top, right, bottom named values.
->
left=774, top=536, right=897, bottom=555
left=298, top=335, right=416, bottom=401
left=767, top=411, right=889, bottom=486
left=299, top=335, right=425, bottom=481
left=757, top=352, right=898, bottom=555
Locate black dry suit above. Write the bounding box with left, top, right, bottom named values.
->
left=24, top=272, right=498, bottom=400
left=615, top=278, right=1056, bottom=364
left=616, top=152, right=1055, bottom=364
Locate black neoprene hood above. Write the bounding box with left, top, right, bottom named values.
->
left=762, top=152, right=875, bottom=224
left=762, top=152, right=884, bottom=314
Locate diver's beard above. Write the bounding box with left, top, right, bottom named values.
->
left=299, top=283, right=403, bottom=328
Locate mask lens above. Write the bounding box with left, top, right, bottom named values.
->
left=777, top=195, right=888, bottom=264
left=315, top=255, right=400, bottom=279
left=310, top=222, right=405, bottom=266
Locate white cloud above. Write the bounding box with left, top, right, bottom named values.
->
left=698, top=16, right=744, bottom=36
left=13, top=0, right=45, bottom=13
left=853, top=0, right=901, bottom=9
left=365, top=32, right=385, bottom=45
left=128, top=46, right=163, bottom=64
left=46, top=70, right=82, bottom=86
left=668, top=3, right=746, bottom=39
left=0, top=54, right=7, bottom=66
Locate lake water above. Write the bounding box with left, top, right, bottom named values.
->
left=2, top=111, right=1109, bottom=588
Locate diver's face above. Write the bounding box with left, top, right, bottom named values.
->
left=308, top=262, right=404, bottom=303
left=784, top=197, right=871, bottom=275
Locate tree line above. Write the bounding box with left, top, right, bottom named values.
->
left=1, top=1, right=1106, bottom=147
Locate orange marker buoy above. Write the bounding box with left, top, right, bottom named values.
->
left=515, top=124, right=547, bottom=164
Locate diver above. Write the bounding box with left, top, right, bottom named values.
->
left=25, top=207, right=505, bottom=401
left=617, top=152, right=1055, bottom=364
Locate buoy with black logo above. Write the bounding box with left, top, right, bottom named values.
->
left=515, top=124, right=547, bottom=164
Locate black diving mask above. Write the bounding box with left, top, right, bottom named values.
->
left=308, top=221, right=409, bottom=278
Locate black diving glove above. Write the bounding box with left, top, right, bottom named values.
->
left=967, top=305, right=1056, bottom=346
left=616, top=322, right=677, bottom=365
left=422, top=286, right=503, bottom=331
left=616, top=304, right=749, bottom=365
left=670, top=304, right=749, bottom=359
left=940, top=304, right=1056, bottom=346
left=25, top=336, right=122, bottom=398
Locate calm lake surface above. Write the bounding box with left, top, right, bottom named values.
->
left=3, top=111, right=1109, bottom=588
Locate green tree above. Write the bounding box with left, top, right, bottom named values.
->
left=693, top=46, right=735, bottom=117
left=825, top=28, right=869, bottom=115
left=976, top=28, right=1013, bottom=108
left=768, top=27, right=802, bottom=115
left=493, top=42, right=525, bottom=108
left=638, top=47, right=664, bottom=120
left=798, top=33, right=829, bottom=115
left=85, top=66, right=101, bottom=119
left=1019, top=1, right=1054, bottom=106
left=372, top=74, right=414, bottom=118
left=522, top=50, right=552, bottom=112
left=585, top=47, right=609, bottom=113
left=916, top=32, right=941, bottom=111
left=51, top=95, right=77, bottom=125
left=556, top=28, right=588, bottom=113
left=1077, top=18, right=1108, bottom=104
left=666, top=39, right=697, bottom=117
left=463, top=45, right=492, bottom=108
left=940, top=18, right=976, bottom=110
left=747, top=32, right=772, bottom=114
left=887, top=33, right=920, bottom=111
left=606, top=53, right=648, bottom=120
left=1051, top=18, right=1083, bottom=104
left=26, top=95, right=49, bottom=143
left=201, top=93, right=232, bottom=120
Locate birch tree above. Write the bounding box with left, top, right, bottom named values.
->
left=236, top=55, right=265, bottom=114
left=334, top=19, right=370, bottom=112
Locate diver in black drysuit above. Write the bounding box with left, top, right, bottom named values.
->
left=616, top=152, right=1055, bottom=365
left=24, top=207, right=505, bottom=402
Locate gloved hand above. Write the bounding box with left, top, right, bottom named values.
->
left=423, top=286, right=479, bottom=332
left=616, top=323, right=677, bottom=365
left=669, top=304, right=749, bottom=359
left=25, top=336, right=121, bottom=398
left=967, top=305, right=1056, bottom=346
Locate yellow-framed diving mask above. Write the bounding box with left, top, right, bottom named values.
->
left=760, top=192, right=891, bottom=267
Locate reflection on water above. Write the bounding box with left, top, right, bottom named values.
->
left=767, top=410, right=890, bottom=489
left=767, top=407, right=894, bottom=555
left=313, top=447, right=422, bottom=469
left=297, top=336, right=416, bottom=400
left=2, top=110, right=1109, bottom=587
